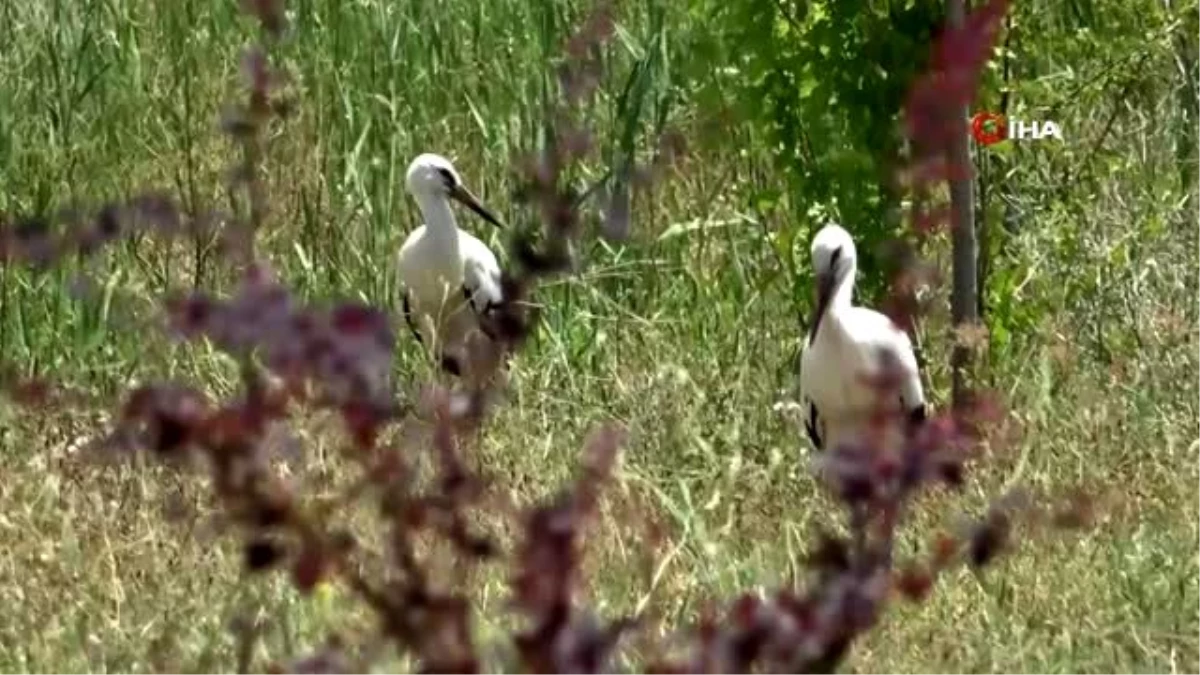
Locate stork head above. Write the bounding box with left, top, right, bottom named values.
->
left=405, top=153, right=504, bottom=228
left=808, top=223, right=857, bottom=338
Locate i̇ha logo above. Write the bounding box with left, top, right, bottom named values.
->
left=970, top=112, right=1063, bottom=146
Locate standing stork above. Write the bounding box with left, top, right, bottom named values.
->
left=396, top=153, right=506, bottom=384
left=798, top=223, right=927, bottom=453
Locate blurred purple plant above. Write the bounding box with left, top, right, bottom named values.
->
left=0, top=0, right=1096, bottom=672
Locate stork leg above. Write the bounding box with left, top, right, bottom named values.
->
left=405, top=292, right=464, bottom=377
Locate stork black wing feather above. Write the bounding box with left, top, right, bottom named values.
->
left=805, top=400, right=824, bottom=451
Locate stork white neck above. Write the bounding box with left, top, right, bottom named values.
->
left=414, top=191, right=461, bottom=252
left=815, top=261, right=858, bottom=342
left=829, top=263, right=856, bottom=311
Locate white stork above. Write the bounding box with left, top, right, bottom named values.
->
left=396, top=153, right=505, bottom=383
left=798, top=223, right=927, bottom=453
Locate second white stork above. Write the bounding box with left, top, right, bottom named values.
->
left=798, top=223, right=927, bottom=453
left=396, top=153, right=505, bottom=383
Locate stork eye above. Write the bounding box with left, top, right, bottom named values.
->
left=436, top=167, right=455, bottom=186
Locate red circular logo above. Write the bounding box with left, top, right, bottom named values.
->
left=970, top=112, right=1007, bottom=146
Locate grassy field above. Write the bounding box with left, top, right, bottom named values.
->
left=0, top=0, right=1197, bottom=672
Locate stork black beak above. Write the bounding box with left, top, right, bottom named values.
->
left=448, top=184, right=504, bottom=229
left=809, top=268, right=836, bottom=339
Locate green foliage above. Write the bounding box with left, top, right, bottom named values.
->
left=970, top=0, right=1196, bottom=363
left=682, top=0, right=945, bottom=306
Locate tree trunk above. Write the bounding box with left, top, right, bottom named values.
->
left=946, top=0, right=979, bottom=408
left=976, top=142, right=989, bottom=323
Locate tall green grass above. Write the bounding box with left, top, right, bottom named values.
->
left=0, top=0, right=1195, bottom=671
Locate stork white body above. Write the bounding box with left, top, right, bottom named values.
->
left=396, top=153, right=505, bottom=381
left=798, top=224, right=927, bottom=452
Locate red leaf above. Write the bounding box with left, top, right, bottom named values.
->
left=291, top=543, right=328, bottom=594
left=895, top=565, right=934, bottom=601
